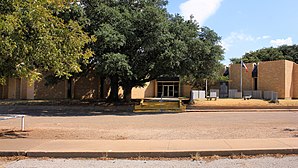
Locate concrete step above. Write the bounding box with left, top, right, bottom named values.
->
left=134, top=101, right=186, bottom=113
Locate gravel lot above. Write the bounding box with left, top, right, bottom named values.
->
left=1, top=110, right=297, bottom=140
left=1, top=156, right=298, bottom=168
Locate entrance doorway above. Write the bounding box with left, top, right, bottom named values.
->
left=162, top=85, right=174, bottom=97
left=157, top=81, right=179, bottom=98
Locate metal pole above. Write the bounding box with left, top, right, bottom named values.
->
left=205, top=79, right=208, bottom=97
left=240, top=60, right=243, bottom=97
left=21, top=116, right=25, bottom=131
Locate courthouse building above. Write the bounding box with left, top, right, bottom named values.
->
left=2, top=59, right=298, bottom=100
left=0, top=74, right=192, bottom=100
left=229, top=60, right=298, bottom=99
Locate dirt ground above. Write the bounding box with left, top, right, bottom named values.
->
left=1, top=99, right=298, bottom=140
left=1, top=111, right=298, bottom=140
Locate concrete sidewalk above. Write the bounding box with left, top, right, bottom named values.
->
left=0, top=138, right=297, bottom=158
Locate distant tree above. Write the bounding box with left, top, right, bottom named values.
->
left=0, top=0, right=92, bottom=85
left=230, top=45, right=298, bottom=64
left=278, top=45, right=298, bottom=63
left=229, top=58, right=242, bottom=64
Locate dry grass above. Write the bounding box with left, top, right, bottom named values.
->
left=191, top=99, right=298, bottom=109
left=279, top=99, right=298, bottom=106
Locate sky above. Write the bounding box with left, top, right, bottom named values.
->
left=166, top=0, right=298, bottom=65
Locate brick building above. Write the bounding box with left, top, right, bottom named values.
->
left=229, top=60, right=298, bottom=99
left=0, top=75, right=191, bottom=100
left=131, top=77, right=192, bottom=99
left=0, top=78, right=34, bottom=99
left=3, top=60, right=298, bottom=100
left=0, top=71, right=108, bottom=100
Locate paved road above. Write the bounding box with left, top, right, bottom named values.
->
left=1, top=111, right=298, bottom=140
left=2, top=156, right=298, bottom=168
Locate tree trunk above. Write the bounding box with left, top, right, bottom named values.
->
left=107, top=76, right=119, bottom=102
left=99, top=77, right=105, bottom=99
left=123, top=85, right=133, bottom=103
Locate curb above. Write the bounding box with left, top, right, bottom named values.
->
left=185, top=109, right=298, bottom=112
left=0, top=151, right=26, bottom=157
left=1, top=149, right=298, bottom=158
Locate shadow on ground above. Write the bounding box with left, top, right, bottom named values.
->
left=0, top=105, right=180, bottom=117
left=0, top=129, right=29, bottom=139
left=0, top=100, right=183, bottom=117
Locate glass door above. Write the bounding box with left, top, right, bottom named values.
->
left=162, top=85, right=174, bottom=97
left=157, top=81, right=179, bottom=98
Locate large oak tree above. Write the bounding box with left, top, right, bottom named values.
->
left=0, top=0, right=92, bottom=84
left=82, top=0, right=224, bottom=102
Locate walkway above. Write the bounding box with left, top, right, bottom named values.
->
left=0, top=138, right=297, bottom=158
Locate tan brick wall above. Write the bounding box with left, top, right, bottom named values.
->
left=4, top=84, right=8, bottom=98
left=35, top=78, right=67, bottom=99
left=0, top=85, right=2, bottom=99
left=154, top=80, right=158, bottom=97
left=229, top=64, right=240, bottom=90
left=229, top=60, right=298, bottom=99
left=0, top=78, right=15, bottom=99
left=18, top=79, right=35, bottom=99
left=26, top=82, right=35, bottom=99
left=21, top=79, right=27, bottom=99
left=144, top=81, right=156, bottom=97
left=285, top=60, right=294, bottom=99
left=131, top=81, right=155, bottom=99
left=259, top=60, right=286, bottom=98
left=73, top=72, right=100, bottom=99
left=0, top=84, right=8, bottom=99
left=229, top=63, right=254, bottom=91
left=15, top=78, right=21, bottom=99
left=0, top=78, right=9, bottom=99
left=7, top=78, right=17, bottom=99
left=131, top=80, right=191, bottom=98
left=181, top=84, right=192, bottom=98
left=293, top=64, right=298, bottom=98
left=0, top=78, right=34, bottom=100
left=35, top=71, right=103, bottom=100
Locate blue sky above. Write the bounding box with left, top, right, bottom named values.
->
left=166, top=0, right=298, bottom=65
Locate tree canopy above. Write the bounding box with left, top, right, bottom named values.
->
left=0, top=0, right=92, bottom=84
left=230, top=45, right=298, bottom=64
left=1, top=0, right=224, bottom=102
left=81, top=0, right=224, bottom=101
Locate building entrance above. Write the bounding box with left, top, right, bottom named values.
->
left=162, top=85, right=175, bottom=97
left=157, top=81, right=179, bottom=98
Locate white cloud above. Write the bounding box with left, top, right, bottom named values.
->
left=179, top=0, right=223, bottom=25
left=257, top=35, right=270, bottom=40
left=270, top=37, right=293, bottom=47
left=221, top=32, right=253, bottom=51
left=221, top=32, right=271, bottom=51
